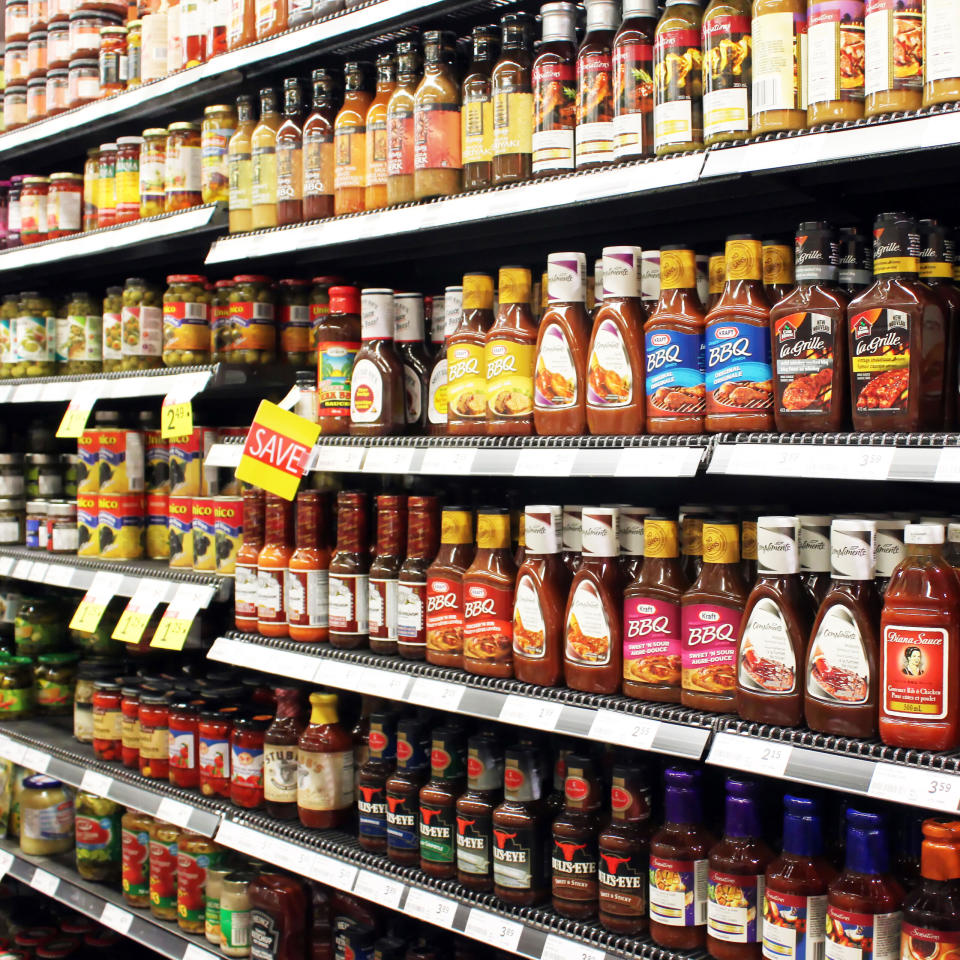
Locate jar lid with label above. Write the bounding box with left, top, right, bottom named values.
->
left=0, top=498, right=26, bottom=511
left=26, top=500, right=49, bottom=515
left=26, top=453, right=59, bottom=465
left=47, top=500, right=76, bottom=518
left=0, top=454, right=24, bottom=466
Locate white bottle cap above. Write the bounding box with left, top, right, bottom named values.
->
left=602, top=246, right=642, bottom=299
left=524, top=505, right=561, bottom=554
left=546, top=252, right=587, bottom=303
left=361, top=288, right=395, bottom=340
left=756, top=516, right=799, bottom=575
left=905, top=523, right=945, bottom=545
left=562, top=505, right=582, bottom=552
left=830, top=518, right=876, bottom=581
left=581, top=507, right=619, bottom=558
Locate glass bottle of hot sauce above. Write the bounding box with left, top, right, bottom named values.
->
left=804, top=518, right=880, bottom=739
left=257, top=494, right=293, bottom=638
left=535, top=251, right=590, bottom=435
left=736, top=516, right=811, bottom=727
left=587, top=245, right=647, bottom=435
left=681, top=519, right=748, bottom=713
left=613, top=0, right=658, bottom=162
left=532, top=2, right=577, bottom=177
left=485, top=266, right=537, bottom=435
left=456, top=732, right=504, bottom=892
left=705, top=235, right=774, bottom=433
left=879, top=523, right=960, bottom=752
left=276, top=77, right=305, bottom=227
left=364, top=53, right=396, bottom=212
left=576, top=0, right=618, bottom=169
left=386, top=719, right=430, bottom=866
left=650, top=767, right=713, bottom=950
left=251, top=87, right=281, bottom=231
left=357, top=711, right=396, bottom=854
left=227, top=93, right=255, bottom=234
left=395, top=293, right=430, bottom=432
left=368, top=495, right=407, bottom=656
left=493, top=746, right=550, bottom=906
left=263, top=686, right=304, bottom=822
left=562, top=505, right=583, bottom=576
left=707, top=778, right=774, bottom=960
left=461, top=26, right=499, bottom=192
left=350, top=288, right=407, bottom=437
left=624, top=516, right=687, bottom=702
left=235, top=489, right=265, bottom=632
left=386, top=41, right=422, bottom=207
left=826, top=810, right=904, bottom=960
left=763, top=795, right=836, bottom=960
left=799, top=515, right=832, bottom=609
left=514, top=505, right=570, bottom=687
left=653, top=0, right=704, bottom=156
left=334, top=62, right=372, bottom=216
left=552, top=754, right=602, bottom=920
left=463, top=507, right=518, bottom=678
left=565, top=506, right=623, bottom=694
left=702, top=0, right=752, bottom=146
left=598, top=763, right=651, bottom=935
left=286, top=491, right=331, bottom=643
left=751, top=0, right=807, bottom=134
left=763, top=238, right=796, bottom=305
left=770, top=222, right=848, bottom=433
left=448, top=273, right=494, bottom=435
left=419, top=726, right=466, bottom=880
left=316, top=285, right=361, bottom=435
left=425, top=507, right=474, bottom=668
left=414, top=31, right=462, bottom=201
left=492, top=12, right=535, bottom=186
left=303, top=68, right=337, bottom=222
left=297, top=692, right=355, bottom=830
left=900, top=819, right=960, bottom=957
left=398, top=496, right=441, bottom=661
left=328, top=491, right=369, bottom=650
left=848, top=212, right=946, bottom=432
left=645, top=244, right=707, bottom=434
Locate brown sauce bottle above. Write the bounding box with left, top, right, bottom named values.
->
left=425, top=507, right=474, bottom=668
left=551, top=754, right=602, bottom=920
left=681, top=506, right=707, bottom=584
left=329, top=491, right=369, bottom=649
left=576, top=0, right=618, bottom=169
left=297, top=692, right=355, bottom=830
left=397, top=496, right=440, bottom=660
left=419, top=726, right=466, bottom=879
left=276, top=77, right=305, bottom=227
left=799, top=514, right=832, bottom=610
left=562, top=505, right=583, bottom=576
left=350, top=289, right=407, bottom=437
left=316, top=285, right=361, bottom=436
left=619, top=507, right=650, bottom=584
left=447, top=275, right=493, bottom=435
left=395, top=293, right=430, bottom=432
left=263, top=685, right=304, bottom=821
left=763, top=239, right=796, bottom=306
left=532, top=1, right=577, bottom=176
left=303, top=68, right=337, bottom=222
left=386, top=41, right=422, bottom=207
left=492, top=12, right=534, bottom=185
left=456, top=733, right=504, bottom=892
left=368, top=495, right=407, bottom=656
left=358, top=712, right=397, bottom=854
left=386, top=719, right=430, bottom=866
left=462, top=26, right=499, bottom=192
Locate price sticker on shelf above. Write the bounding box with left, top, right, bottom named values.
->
left=21, top=747, right=50, bottom=773
left=12, top=559, right=33, bottom=580
left=80, top=770, right=113, bottom=797
left=156, top=796, right=195, bottom=828
left=56, top=383, right=98, bottom=439
left=0, top=556, right=14, bottom=577
left=312, top=445, right=365, bottom=473
left=542, top=934, right=604, bottom=960
left=30, top=869, right=59, bottom=897
left=420, top=447, right=476, bottom=475
left=113, top=579, right=169, bottom=644
left=354, top=871, right=404, bottom=909
left=708, top=731, right=792, bottom=778
left=465, top=910, right=522, bottom=951
left=408, top=677, right=464, bottom=711
left=588, top=710, right=660, bottom=751
left=0, top=735, right=25, bottom=765
left=150, top=583, right=213, bottom=650
left=43, top=563, right=74, bottom=587
left=0, top=850, right=13, bottom=881
left=69, top=571, right=123, bottom=633
left=161, top=399, right=194, bottom=439
left=868, top=762, right=960, bottom=812
left=513, top=448, right=576, bottom=477
left=362, top=446, right=416, bottom=474
left=100, top=903, right=133, bottom=934
left=935, top=447, right=960, bottom=483
left=499, top=694, right=563, bottom=731
left=404, top=888, right=456, bottom=928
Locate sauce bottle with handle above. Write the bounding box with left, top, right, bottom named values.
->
left=736, top=516, right=811, bottom=727
left=576, top=0, right=618, bottom=169
left=826, top=810, right=904, bottom=960
left=534, top=252, right=590, bottom=435
left=900, top=819, right=960, bottom=957
left=562, top=505, right=583, bottom=575
left=462, top=26, right=500, bottom=192
left=456, top=732, right=503, bottom=893
left=425, top=286, right=460, bottom=436
left=804, top=518, right=880, bottom=738
left=879, top=522, right=960, bottom=751
left=763, top=796, right=836, bottom=960
left=551, top=754, right=602, bottom=920
left=586, top=245, right=647, bottom=435
left=707, top=778, right=774, bottom=960
left=532, top=1, right=577, bottom=177
left=613, top=0, right=658, bottom=162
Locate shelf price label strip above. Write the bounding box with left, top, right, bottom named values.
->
left=68, top=571, right=124, bottom=633
left=151, top=583, right=216, bottom=650
left=113, top=578, right=171, bottom=644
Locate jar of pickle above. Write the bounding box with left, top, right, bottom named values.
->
left=82, top=146, right=99, bottom=229
left=20, top=178, right=48, bottom=244
left=46, top=172, right=83, bottom=238
left=148, top=820, right=180, bottom=921
left=0, top=296, right=18, bottom=378
left=26, top=453, right=62, bottom=497
left=27, top=31, right=47, bottom=78
left=48, top=20, right=69, bottom=65
left=3, top=87, right=28, bottom=131
left=97, top=142, right=117, bottom=229
left=35, top=651, right=77, bottom=715
left=121, top=810, right=153, bottom=907
left=45, top=68, right=70, bottom=114
left=5, top=43, right=29, bottom=84
left=115, top=135, right=142, bottom=223
left=224, top=276, right=276, bottom=365
left=278, top=278, right=311, bottom=365
left=12, top=292, right=56, bottom=377
left=102, top=286, right=122, bottom=370
left=75, top=791, right=121, bottom=881
left=201, top=104, right=236, bottom=205
left=58, top=291, right=101, bottom=374
left=98, top=25, right=127, bottom=95
left=162, top=275, right=211, bottom=367
left=0, top=657, right=34, bottom=719
left=165, top=122, right=202, bottom=212
left=25, top=78, right=47, bottom=123
left=120, top=277, right=162, bottom=371
left=127, top=19, right=141, bottom=86
left=6, top=0, right=30, bottom=41
left=139, top=128, right=166, bottom=218
left=67, top=57, right=99, bottom=106
left=211, top=279, right=233, bottom=361
left=15, top=595, right=64, bottom=657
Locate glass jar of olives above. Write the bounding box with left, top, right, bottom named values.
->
left=102, top=285, right=123, bottom=371
left=162, top=274, right=211, bottom=367
left=12, top=291, right=56, bottom=377
left=223, top=275, right=276, bottom=365
left=278, top=278, right=311, bottom=366
left=35, top=651, right=78, bottom=716
left=120, top=277, right=162, bottom=371
left=0, top=656, right=35, bottom=719
left=0, top=294, right=19, bottom=378
left=56, top=291, right=102, bottom=375
left=15, top=595, right=66, bottom=658
left=210, top=279, right=233, bottom=362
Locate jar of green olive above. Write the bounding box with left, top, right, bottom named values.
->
left=13, top=291, right=56, bottom=377
left=102, top=285, right=123, bottom=371
left=35, top=651, right=78, bottom=716
left=278, top=278, right=311, bottom=366
left=57, top=291, right=103, bottom=375
left=120, top=277, right=162, bottom=371
left=26, top=453, right=62, bottom=499
left=15, top=595, right=65, bottom=657
left=162, top=274, right=211, bottom=367
left=0, top=656, right=35, bottom=719
left=0, top=294, right=19, bottom=378
left=75, top=790, right=122, bottom=881
left=62, top=453, right=79, bottom=498
left=210, top=279, right=234, bottom=362
left=224, top=275, right=276, bottom=365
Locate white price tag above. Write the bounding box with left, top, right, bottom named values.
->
left=421, top=447, right=476, bottom=475
left=0, top=735, right=25, bottom=764
left=21, top=747, right=50, bottom=773
left=30, top=869, right=59, bottom=897
left=0, top=850, right=13, bottom=880
left=464, top=910, right=522, bottom=951
left=542, top=934, right=604, bottom=960
left=935, top=447, right=960, bottom=483
left=408, top=677, right=464, bottom=711
left=868, top=762, right=960, bottom=812
left=589, top=710, right=659, bottom=750
left=726, top=444, right=804, bottom=477
left=100, top=902, right=133, bottom=934
left=354, top=871, right=404, bottom=909
left=708, top=732, right=792, bottom=778
left=817, top=446, right=892, bottom=481
left=12, top=560, right=34, bottom=580
left=317, top=856, right=358, bottom=891
left=499, top=695, right=563, bottom=731
left=80, top=770, right=113, bottom=797
left=29, top=562, right=48, bottom=582
left=215, top=819, right=263, bottom=856
left=156, top=797, right=194, bottom=829
left=513, top=448, right=576, bottom=477
left=361, top=669, right=410, bottom=702
left=183, top=945, right=220, bottom=960
left=312, top=445, right=365, bottom=473
left=362, top=447, right=416, bottom=474
left=404, top=888, right=457, bottom=928
left=0, top=556, right=14, bottom=576
left=614, top=446, right=704, bottom=478
left=43, top=564, right=74, bottom=587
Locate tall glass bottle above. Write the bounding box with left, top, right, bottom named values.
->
left=462, top=26, right=499, bottom=191
left=425, top=285, right=460, bottom=435
left=368, top=494, right=407, bottom=656
left=425, top=507, right=475, bottom=668
left=297, top=692, right=354, bottom=830
left=551, top=754, right=602, bottom=920
left=276, top=77, right=305, bottom=227
left=387, top=41, right=422, bottom=206
left=613, top=0, right=658, bottom=161
left=365, top=53, right=397, bottom=211
left=576, top=0, right=618, bottom=169
left=357, top=712, right=397, bottom=853
left=227, top=93, right=255, bottom=234
left=701, top=0, right=751, bottom=146
left=257, top=494, right=293, bottom=638
left=251, top=86, right=281, bottom=231
left=414, top=31, right=462, bottom=201
left=397, top=496, right=441, bottom=661
left=334, top=61, right=372, bottom=216
left=456, top=733, right=503, bottom=892
left=263, top=686, right=304, bottom=821
left=653, top=0, right=704, bottom=156
left=492, top=12, right=535, bottom=185
left=328, top=491, right=369, bottom=649
left=286, top=490, right=331, bottom=643
left=532, top=2, right=577, bottom=177
left=418, top=726, right=466, bottom=879
left=303, top=68, right=337, bottom=221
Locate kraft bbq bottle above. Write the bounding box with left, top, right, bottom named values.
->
left=398, top=496, right=441, bottom=661
left=552, top=754, right=603, bottom=920
left=848, top=212, right=946, bottom=432
left=350, top=288, right=407, bottom=437
left=598, top=763, right=651, bottom=935
left=425, top=507, right=474, bottom=668
left=419, top=726, right=466, bottom=879
left=357, top=712, right=397, bottom=854
left=900, top=819, right=960, bottom=960
left=650, top=767, right=713, bottom=950
left=456, top=733, right=504, bottom=892
left=532, top=2, right=578, bottom=177
left=493, top=746, right=550, bottom=906
left=329, top=491, right=370, bottom=649
left=770, top=222, right=848, bottom=433
left=368, top=495, right=407, bottom=655
left=386, top=719, right=430, bottom=866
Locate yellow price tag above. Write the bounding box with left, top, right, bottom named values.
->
left=68, top=571, right=123, bottom=633
left=112, top=610, right=151, bottom=644
left=148, top=583, right=210, bottom=651
left=150, top=617, right=191, bottom=650
left=69, top=599, right=108, bottom=633
left=56, top=405, right=92, bottom=439
left=161, top=400, right=193, bottom=439
left=112, top=579, right=168, bottom=643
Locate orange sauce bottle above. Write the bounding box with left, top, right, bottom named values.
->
left=448, top=273, right=495, bottom=435
left=364, top=53, right=396, bottom=212
left=234, top=489, right=264, bottom=632
left=254, top=0, right=286, bottom=41
left=257, top=493, right=293, bottom=638
left=286, top=491, right=331, bottom=643
left=334, top=61, right=372, bottom=217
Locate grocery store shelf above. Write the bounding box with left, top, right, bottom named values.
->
left=0, top=721, right=223, bottom=837
left=0, top=547, right=230, bottom=603
left=0, top=838, right=220, bottom=960
left=208, top=633, right=713, bottom=760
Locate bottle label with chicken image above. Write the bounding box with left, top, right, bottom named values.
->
left=565, top=580, right=612, bottom=666
left=705, top=321, right=772, bottom=414
left=484, top=339, right=535, bottom=421
left=772, top=311, right=835, bottom=416
left=650, top=856, right=709, bottom=926
left=534, top=324, right=578, bottom=409
left=702, top=14, right=752, bottom=139
left=848, top=308, right=910, bottom=417
left=613, top=42, right=653, bottom=160
left=532, top=62, right=576, bottom=173
left=645, top=328, right=706, bottom=417
left=588, top=319, right=634, bottom=408
left=576, top=51, right=615, bottom=166
left=653, top=28, right=703, bottom=150
left=807, top=0, right=865, bottom=106
left=762, top=890, right=827, bottom=960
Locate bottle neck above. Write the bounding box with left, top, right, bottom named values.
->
left=345, top=72, right=364, bottom=93
left=311, top=81, right=334, bottom=110
left=237, top=100, right=253, bottom=125
left=283, top=87, right=302, bottom=118
left=274, top=690, right=301, bottom=720
left=376, top=508, right=405, bottom=557
left=295, top=500, right=319, bottom=550
left=542, top=9, right=576, bottom=42
left=337, top=505, right=366, bottom=554
left=376, top=65, right=396, bottom=90
left=264, top=501, right=291, bottom=547
left=259, top=94, right=278, bottom=118
left=309, top=700, right=338, bottom=726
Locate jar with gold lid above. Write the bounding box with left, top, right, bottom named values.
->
left=115, top=136, right=142, bottom=223
left=98, top=24, right=126, bottom=95
left=127, top=19, right=141, bottom=86
left=165, top=122, right=202, bottom=212
left=201, top=104, right=236, bottom=204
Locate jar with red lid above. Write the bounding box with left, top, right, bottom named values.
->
left=168, top=696, right=202, bottom=789
left=20, top=177, right=49, bottom=244
left=92, top=680, right=122, bottom=761
left=139, top=691, right=170, bottom=779
left=48, top=0, right=73, bottom=24
left=27, top=32, right=48, bottom=78
left=48, top=22, right=70, bottom=66
left=69, top=9, right=121, bottom=59
left=26, top=78, right=46, bottom=123
left=4, top=87, right=28, bottom=131
left=67, top=58, right=99, bottom=107
left=6, top=1, right=30, bottom=41
left=199, top=705, right=235, bottom=797
left=46, top=172, right=82, bottom=236
left=230, top=713, right=271, bottom=808
left=121, top=684, right=139, bottom=768
left=5, top=44, right=29, bottom=85
left=27, top=0, right=47, bottom=32
left=98, top=25, right=126, bottom=95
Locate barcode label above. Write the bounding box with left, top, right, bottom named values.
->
left=753, top=75, right=782, bottom=112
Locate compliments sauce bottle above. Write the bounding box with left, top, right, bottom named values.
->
left=564, top=506, right=623, bottom=694
left=286, top=490, right=331, bottom=643
left=425, top=507, right=475, bottom=668
left=357, top=712, right=396, bottom=853
left=257, top=493, right=293, bottom=638
left=386, top=719, right=430, bottom=866
left=297, top=692, right=355, bottom=830
left=368, top=494, right=407, bottom=656
left=735, top=516, right=811, bottom=727
left=619, top=507, right=651, bottom=583
left=350, top=288, right=406, bottom=437
left=328, top=491, right=369, bottom=650
left=234, top=489, right=264, bottom=632
left=562, top=505, right=583, bottom=576
left=419, top=726, right=466, bottom=880
left=900, top=819, right=960, bottom=958
left=799, top=514, right=832, bottom=609
left=552, top=754, right=602, bottom=920
left=681, top=519, right=748, bottom=712
left=397, top=495, right=441, bottom=661
left=463, top=507, right=518, bottom=678
left=448, top=273, right=494, bottom=434
left=514, top=505, right=570, bottom=687
left=624, top=516, right=687, bottom=703
left=456, top=732, right=504, bottom=892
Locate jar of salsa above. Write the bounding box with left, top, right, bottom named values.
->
left=168, top=696, right=201, bottom=789
left=120, top=683, right=139, bottom=768
left=139, top=691, right=170, bottom=780
left=230, top=713, right=272, bottom=808
left=46, top=173, right=82, bottom=238
left=199, top=705, right=235, bottom=798
left=92, top=680, right=122, bottom=761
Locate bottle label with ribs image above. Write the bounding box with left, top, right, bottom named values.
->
left=425, top=575, right=464, bottom=655
left=645, top=327, right=706, bottom=416
left=456, top=809, right=492, bottom=875
left=849, top=308, right=910, bottom=415
left=705, top=320, right=773, bottom=414
left=773, top=311, right=835, bottom=415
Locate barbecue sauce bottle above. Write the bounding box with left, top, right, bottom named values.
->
left=397, top=496, right=441, bottom=661
left=386, top=720, right=430, bottom=866
left=368, top=495, right=407, bottom=656
left=551, top=754, right=602, bottom=920
left=329, top=491, right=369, bottom=649
left=456, top=733, right=504, bottom=892
left=263, top=685, right=304, bottom=821
left=532, top=1, right=577, bottom=176
left=419, top=726, right=466, bottom=879
left=395, top=293, right=431, bottom=431
left=448, top=274, right=494, bottom=435
left=798, top=514, right=832, bottom=610
left=425, top=507, right=474, bottom=669
left=357, top=712, right=397, bottom=854
left=350, top=288, right=406, bottom=437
